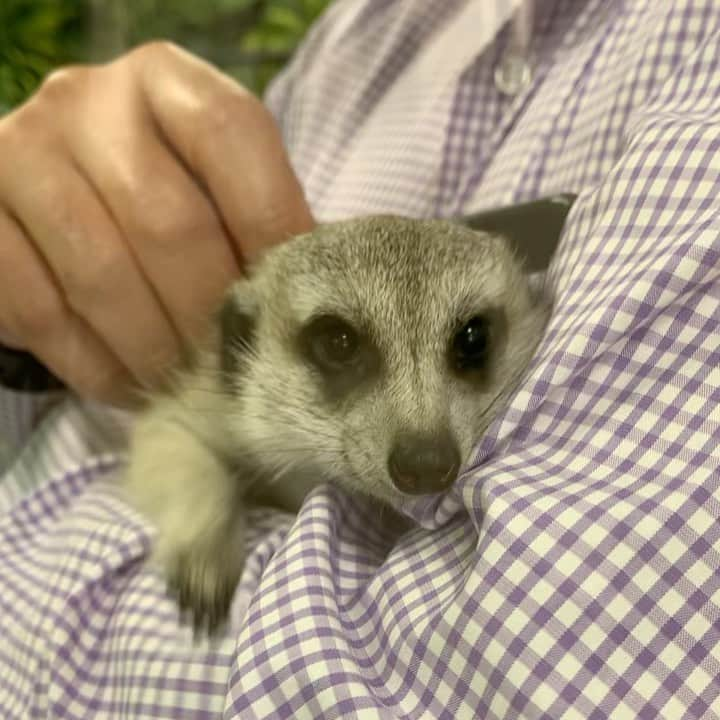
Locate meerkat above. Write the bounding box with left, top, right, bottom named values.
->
left=123, top=216, right=550, bottom=633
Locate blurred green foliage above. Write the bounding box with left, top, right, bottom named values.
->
left=0, top=0, right=83, bottom=110
left=0, top=0, right=329, bottom=111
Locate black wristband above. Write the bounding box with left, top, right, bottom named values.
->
left=0, top=343, right=65, bottom=393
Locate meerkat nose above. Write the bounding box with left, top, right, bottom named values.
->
left=388, top=431, right=461, bottom=496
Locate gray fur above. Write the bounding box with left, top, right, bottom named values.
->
left=122, top=215, right=549, bottom=634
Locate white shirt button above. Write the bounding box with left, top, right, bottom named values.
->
left=494, top=52, right=532, bottom=96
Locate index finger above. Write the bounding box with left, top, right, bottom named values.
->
left=134, top=43, right=314, bottom=263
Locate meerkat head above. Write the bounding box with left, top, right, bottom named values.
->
left=218, top=216, right=549, bottom=506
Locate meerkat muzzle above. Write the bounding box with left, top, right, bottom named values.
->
left=387, top=431, right=461, bottom=496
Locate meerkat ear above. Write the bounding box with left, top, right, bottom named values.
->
left=218, top=282, right=257, bottom=389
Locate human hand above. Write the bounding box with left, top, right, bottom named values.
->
left=0, top=42, right=313, bottom=405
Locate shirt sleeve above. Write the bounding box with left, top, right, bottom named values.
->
left=2, top=3, right=720, bottom=719
left=225, top=18, right=720, bottom=720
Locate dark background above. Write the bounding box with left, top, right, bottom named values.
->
left=0, top=0, right=330, bottom=111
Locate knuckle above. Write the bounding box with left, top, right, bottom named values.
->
left=11, top=291, right=67, bottom=342
left=38, top=65, right=91, bottom=100
left=254, top=199, right=302, bottom=233
left=0, top=110, right=26, bottom=148
left=138, top=191, right=217, bottom=249
left=41, top=199, right=124, bottom=305
left=38, top=183, right=87, bottom=253
left=131, top=40, right=181, bottom=64
left=61, top=241, right=124, bottom=307
left=0, top=66, right=99, bottom=143
left=0, top=95, right=51, bottom=146
left=201, top=87, right=267, bottom=138
left=187, top=89, right=275, bottom=170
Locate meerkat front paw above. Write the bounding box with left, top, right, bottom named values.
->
left=123, top=405, right=247, bottom=636
left=164, top=522, right=246, bottom=636
left=144, top=480, right=248, bottom=636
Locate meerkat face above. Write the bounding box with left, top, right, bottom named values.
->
left=220, top=216, right=549, bottom=506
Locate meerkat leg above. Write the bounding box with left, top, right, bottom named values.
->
left=123, top=386, right=246, bottom=634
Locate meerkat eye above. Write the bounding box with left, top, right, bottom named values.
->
left=451, top=315, right=491, bottom=371
left=302, top=315, right=361, bottom=372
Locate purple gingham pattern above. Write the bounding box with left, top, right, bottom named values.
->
left=2, top=1, right=720, bottom=717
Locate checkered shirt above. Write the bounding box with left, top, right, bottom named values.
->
left=2, top=1, right=720, bottom=717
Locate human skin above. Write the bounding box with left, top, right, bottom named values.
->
left=0, top=41, right=313, bottom=404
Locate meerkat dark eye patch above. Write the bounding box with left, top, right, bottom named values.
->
left=452, top=316, right=491, bottom=370
left=449, top=308, right=507, bottom=379
left=298, top=314, right=380, bottom=397
left=304, top=315, right=360, bottom=370
left=219, top=293, right=256, bottom=391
